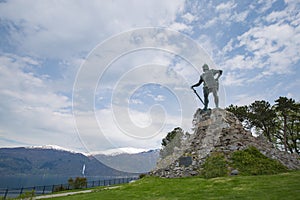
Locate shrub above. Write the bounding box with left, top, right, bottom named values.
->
left=54, top=185, right=66, bottom=192
left=18, top=189, right=35, bottom=199
left=201, top=152, right=228, bottom=179
left=68, top=177, right=87, bottom=189
left=231, top=146, right=288, bottom=175
left=139, top=173, right=147, bottom=179
left=68, top=177, right=74, bottom=189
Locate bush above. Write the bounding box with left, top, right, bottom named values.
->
left=201, top=152, right=228, bottom=179
left=231, top=146, right=288, bottom=175
left=54, top=185, right=66, bottom=192
left=139, top=173, right=147, bottom=179
left=68, top=177, right=87, bottom=189
left=18, top=189, right=35, bottom=199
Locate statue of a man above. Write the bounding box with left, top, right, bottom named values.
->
left=191, top=64, right=222, bottom=110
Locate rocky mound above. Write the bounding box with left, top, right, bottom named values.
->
left=151, top=108, right=300, bottom=178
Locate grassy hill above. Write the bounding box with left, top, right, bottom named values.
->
left=43, top=171, right=300, bottom=200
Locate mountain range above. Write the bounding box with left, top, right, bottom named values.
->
left=0, top=146, right=159, bottom=177
left=94, top=149, right=159, bottom=173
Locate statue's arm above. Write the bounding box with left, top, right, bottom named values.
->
left=191, top=77, right=203, bottom=88
left=215, top=70, right=223, bottom=80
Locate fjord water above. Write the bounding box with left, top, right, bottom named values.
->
left=0, top=175, right=118, bottom=189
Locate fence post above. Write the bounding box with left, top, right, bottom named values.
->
left=42, top=185, right=46, bottom=194
left=3, top=188, right=8, bottom=200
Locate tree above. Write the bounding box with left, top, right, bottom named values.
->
left=160, top=127, right=184, bottom=158
left=226, top=104, right=251, bottom=130
left=287, top=103, right=300, bottom=154
left=248, top=100, right=277, bottom=142
left=274, top=97, right=300, bottom=153
left=161, top=127, right=183, bottom=146
left=226, top=97, right=300, bottom=154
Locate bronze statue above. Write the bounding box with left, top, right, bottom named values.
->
left=191, top=64, right=222, bottom=110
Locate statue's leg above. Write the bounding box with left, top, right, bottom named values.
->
left=203, top=87, right=209, bottom=110
left=213, top=88, right=219, bottom=108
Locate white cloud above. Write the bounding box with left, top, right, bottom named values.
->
left=222, top=1, right=300, bottom=80
left=203, top=18, right=218, bottom=29
left=0, top=54, right=82, bottom=150
left=99, top=105, right=192, bottom=143
left=216, top=1, right=237, bottom=11
left=200, top=1, right=249, bottom=30
left=169, top=22, right=192, bottom=32
left=130, top=98, right=143, bottom=105
left=182, top=12, right=196, bottom=23
left=154, top=95, right=166, bottom=102
left=197, top=34, right=218, bottom=60
left=222, top=72, right=246, bottom=86
left=90, top=107, right=181, bottom=151
left=232, top=94, right=266, bottom=106
left=256, top=0, right=275, bottom=13
left=0, top=0, right=185, bottom=59
left=222, top=54, right=261, bottom=71
left=230, top=10, right=249, bottom=23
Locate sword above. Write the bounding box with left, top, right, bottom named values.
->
left=192, top=88, right=205, bottom=105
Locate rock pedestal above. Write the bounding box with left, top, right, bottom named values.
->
left=151, top=108, right=300, bottom=178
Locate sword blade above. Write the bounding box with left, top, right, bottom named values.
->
left=192, top=89, right=205, bottom=105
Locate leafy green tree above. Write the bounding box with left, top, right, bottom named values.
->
left=226, top=104, right=251, bottom=129
left=160, top=127, right=184, bottom=158
left=288, top=103, right=300, bottom=154
left=248, top=100, right=277, bottom=142
left=274, top=97, right=300, bottom=153
left=226, top=97, right=299, bottom=154
left=161, top=127, right=183, bottom=147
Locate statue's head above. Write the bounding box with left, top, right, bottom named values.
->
left=202, top=64, right=209, bottom=72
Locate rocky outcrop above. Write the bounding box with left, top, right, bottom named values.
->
left=151, top=108, right=300, bottom=178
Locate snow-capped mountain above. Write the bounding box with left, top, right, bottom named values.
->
left=26, top=144, right=78, bottom=153
left=0, top=147, right=134, bottom=176
left=93, top=149, right=160, bottom=173
left=88, top=147, right=151, bottom=156
left=26, top=145, right=152, bottom=157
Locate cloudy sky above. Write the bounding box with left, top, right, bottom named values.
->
left=1, top=0, right=299, bottom=154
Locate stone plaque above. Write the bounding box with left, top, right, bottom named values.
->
left=179, top=156, right=192, bottom=167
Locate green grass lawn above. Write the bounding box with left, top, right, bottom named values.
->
left=43, top=171, right=300, bottom=200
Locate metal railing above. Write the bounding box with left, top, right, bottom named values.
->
left=0, top=176, right=138, bottom=199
